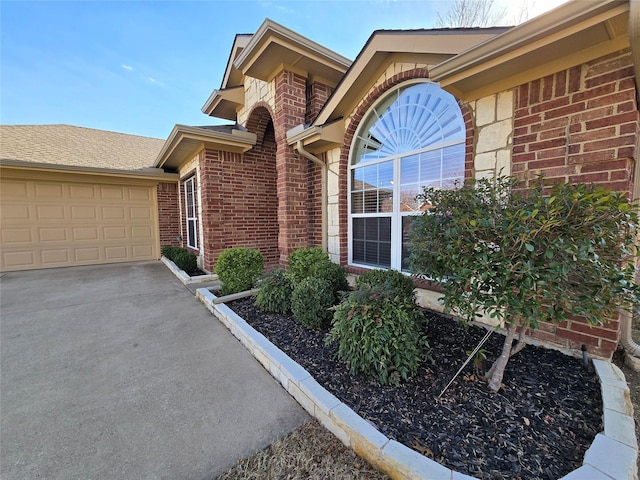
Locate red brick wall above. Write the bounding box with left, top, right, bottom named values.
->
left=339, top=69, right=475, bottom=265
left=306, top=80, right=333, bottom=124
left=274, top=69, right=311, bottom=263
left=307, top=157, right=323, bottom=246
left=512, top=48, right=639, bottom=359
left=513, top=48, right=638, bottom=195
left=157, top=181, right=180, bottom=249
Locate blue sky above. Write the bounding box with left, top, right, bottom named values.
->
left=1, top=0, right=567, bottom=139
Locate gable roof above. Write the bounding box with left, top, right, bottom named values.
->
left=0, top=124, right=165, bottom=171
left=202, top=19, right=352, bottom=120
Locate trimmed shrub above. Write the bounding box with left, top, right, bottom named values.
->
left=215, top=247, right=264, bottom=296
left=173, top=250, right=198, bottom=275
left=161, top=245, right=183, bottom=261
left=287, top=247, right=328, bottom=283
left=255, top=269, right=292, bottom=313
left=310, top=260, right=349, bottom=303
left=355, top=268, right=415, bottom=299
left=327, top=284, right=428, bottom=385
left=291, top=277, right=335, bottom=329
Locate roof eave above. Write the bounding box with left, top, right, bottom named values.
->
left=154, top=125, right=257, bottom=170
left=430, top=0, right=631, bottom=100
left=0, top=158, right=179, bottom=181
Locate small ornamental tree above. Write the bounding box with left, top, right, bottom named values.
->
left=409, top=175, right=640, bottom=393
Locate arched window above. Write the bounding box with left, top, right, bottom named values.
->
left=349, top=81, right=465, bottom=271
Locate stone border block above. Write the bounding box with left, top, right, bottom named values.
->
left=583, top=434, right=638, bottom=480
left=603, top=408, right=638, bottom=449
left=380, top=440, right=452, bottom=480
left=195, top=290, right=639, bottom=480
left=160, top=256, right=218, bottom=284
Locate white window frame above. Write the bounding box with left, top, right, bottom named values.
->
left=348, top=80, right=466, bottom=272
left=184, top=176, right=198, bottom=250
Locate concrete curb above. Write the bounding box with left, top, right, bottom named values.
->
left=197, top=288, right=638, bottom=480
left=160, top=256, right=219, bottom=285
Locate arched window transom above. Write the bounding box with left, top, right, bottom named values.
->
left=349, top=82, right=465, bottom=271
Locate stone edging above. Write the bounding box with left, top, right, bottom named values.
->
left=196, top=288, right=638, bottom=480
left=160, top=256, right=218, bottom=285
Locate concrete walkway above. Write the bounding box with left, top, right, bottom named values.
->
left=0, top=261, right=308, bottom=480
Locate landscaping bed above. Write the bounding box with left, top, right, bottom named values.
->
left=227, top=297, right=602, bottom=480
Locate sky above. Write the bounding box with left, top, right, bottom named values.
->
left=1, top=0, right=569, bottom=140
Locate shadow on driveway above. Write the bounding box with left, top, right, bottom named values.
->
left=1, top=261, right=308, bottom=479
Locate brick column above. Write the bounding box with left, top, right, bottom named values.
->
left=274, top=69, right=309, bottom=263
left=199, top=149, right=224, bottom=272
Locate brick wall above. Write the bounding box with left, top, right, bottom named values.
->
left=513, top=48, right=638, bottom=194
left=512, top=48, right=639, bottom=359
left=156, top=181, right=180, bottom=248
left=274, top=69, right=311, bottom=263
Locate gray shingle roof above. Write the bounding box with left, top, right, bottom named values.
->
left=0, top=124, right=165, bottom=171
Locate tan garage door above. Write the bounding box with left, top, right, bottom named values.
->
left=1, top=176, right=159, bottom=271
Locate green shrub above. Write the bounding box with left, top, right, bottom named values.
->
left=173, top=250, right=198, bottom=275
left=310, top=260, right=349, bottom=303
left=287, top=247, right=328, bottom=283
left=161, top=245, right=183, bottom=261
left=355, top=268, right=415, bottom=299
left=215, top=247, right=264, bottom=296
left=327, top=284, right=428, bottom=385
left=291, top=277, right=335, bottom=329
left=255, top=269, right=292, bottom=313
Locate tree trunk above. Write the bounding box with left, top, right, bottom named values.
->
left=485, top=322, right=517, bottom=393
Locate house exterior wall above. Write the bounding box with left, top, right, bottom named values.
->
left=156, top=181, right=180, bottom=248
left=325, top=52, right=638, bottom=360
left=177, top=155, right=202, bottom=261
left=508, top=48, right=639, bottom=359
left=239, top=77, right=276, bottom=126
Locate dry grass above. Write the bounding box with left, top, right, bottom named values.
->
left=215, top=419, right=389, bottom=480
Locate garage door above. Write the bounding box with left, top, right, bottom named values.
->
left=0, top=176, right=159, bottom=271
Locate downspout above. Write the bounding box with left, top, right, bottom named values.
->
left=630, top=0, right=640, bottom=106
left=295, top=140, right=328, bottom=253
left=620, top=0, right=640, bottom=365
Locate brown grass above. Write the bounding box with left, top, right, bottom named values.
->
left=215, top=419, right=389, bottom=480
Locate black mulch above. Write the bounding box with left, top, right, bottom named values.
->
left=226, top=297, right=603, bottom=480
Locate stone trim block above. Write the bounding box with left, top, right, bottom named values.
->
left=196, top=291, right=638, bottom=480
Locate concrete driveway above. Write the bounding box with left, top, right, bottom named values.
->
left=0, top=261, right=308, bottom=480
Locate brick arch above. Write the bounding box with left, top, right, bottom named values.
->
left=245, top=102, right=275, bottom=146
left=337, top=69, right=474, bottom=264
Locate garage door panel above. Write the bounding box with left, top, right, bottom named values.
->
left=72, top=206, right=98, bottom=219
left=129, top=187, right=152, bottom=201
left=105, top=246, right=128, bottom=260
left=131, top=226, right=153, bottom=239
left=36, top=205, right=66, bottom=220
left=103, top=206, right=126, bottom=220
left=1, top=177, right=158, bottom=271
left=104, top=226, right=127, bottom=240
left=69, top=184, right=96, bottom=199
left=73, top=227, right=99, bottom=241
left=101, top=186, right=125, bottom=200
left=130, top=207, right=152, bottom=220
left=75, top=248, right=100, bottom=262
left=2, top=251, right=36, bottom=268
left=2, top=204, right=31, bottom=220
left=132, top=245, right=154, bottom=257
left=41, top=249, right=70, bottom=265
left=34, top=183, right=64, bottom=198
left=1, top=181, right=28, bottom=198
left=2, top=228, right=32, bottom=243
left=39, top=227, right=68, bottom=242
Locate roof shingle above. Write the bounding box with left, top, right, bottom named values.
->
left=0, top=124, right=165, bottom=171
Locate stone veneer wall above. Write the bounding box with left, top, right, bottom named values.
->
left=471, top=91, right=514, bottom=179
